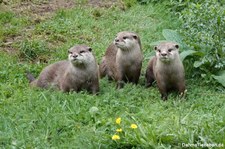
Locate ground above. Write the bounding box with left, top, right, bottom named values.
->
left=0, top=0, right=118, bottom=54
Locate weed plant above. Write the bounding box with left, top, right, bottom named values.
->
left=179, top=0, right=225, bottom=86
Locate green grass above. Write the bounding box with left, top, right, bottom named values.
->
left=0, top=1, right=225, bottom=148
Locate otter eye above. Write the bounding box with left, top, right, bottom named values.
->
left=88, top=48, right=92, bottom=52
left=68, top=51, right=72, bottom=54
left=168, top=49, right=172, bottom=52
left=123, top=36, right=128, bottom=40
left=80, top=50, right=85, bottom=54
left=133, top=35, right=137, bottom=39
left=158, top=49, right=161, bottom=53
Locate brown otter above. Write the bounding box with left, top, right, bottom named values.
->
left=99, top=31, right=143, bottom=88
left=27, top=45, right=99, bottom=94
left=145, top=42, right=185, bottom=100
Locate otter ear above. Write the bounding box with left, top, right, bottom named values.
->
left=175, top=44, right=179, bottom=49
left=154, top=46, right=158, bottom=51
left=88, top=47, right=92, bottom=52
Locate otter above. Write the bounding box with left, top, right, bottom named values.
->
left=145, top=42, right=185, bottom=100
left=27, top=45, right=99, bottom=94
left=99, top=31, right=143, bottom=88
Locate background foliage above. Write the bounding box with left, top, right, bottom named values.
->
left=179, top=0, right=225, bottom=86
left=140, top=0, right=225, bottom=87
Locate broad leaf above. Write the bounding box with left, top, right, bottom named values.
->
left=194, top=61, right=203, bottom=68
left=150, top=40, right=168, bottom=46
left=162, top=29, right=184, bottom=47
left=180, top=50, right=197, bottom=61
left=212, top=71, right=225, bottom=87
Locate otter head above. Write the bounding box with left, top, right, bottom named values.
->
left=113, top=31, right=141, bottom=50
left=68, top=45, right=94, bottom=67
left=155, top=42, right=179, bottom=63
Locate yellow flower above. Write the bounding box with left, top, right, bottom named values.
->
left=116, top=128, right=122, bottom=132
left=130, top=124, right=138, bottom=129
left=112, top=135, right=120, bottom=140
left=116, top=117, right=121, bottom=125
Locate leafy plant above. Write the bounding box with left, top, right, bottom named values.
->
left=212, top=70, right=225, bottom=87
left=179, top=0, right=225, bottom=86
left=150, top=29, right=197, bottom=61
left=137, top=0, right=206, bottom=12
left=149, top=0, right=225, bottom=87
left=110, top=117, right=154, bottom=148
left=151, top=27, right=225, bottom=87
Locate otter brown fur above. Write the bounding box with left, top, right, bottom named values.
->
left=99, top=31, right=143, bottom=88
left=145, top=42, right=185, bottom=100
left=27, top=45, right=99, bottom=94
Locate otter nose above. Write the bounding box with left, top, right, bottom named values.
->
left=161, top=53, right=167, bottom=56
left=73, top=54, right=78, bottom=58
left=115, top=39, right=119, bottom=43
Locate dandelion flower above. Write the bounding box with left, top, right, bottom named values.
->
left=130, top=124, right=138, bottom=129
left=116, top=128, right=122, bottom=132
left=116, top=117, right=121, bottom=125
left=112, top=135, right=120, bottom=140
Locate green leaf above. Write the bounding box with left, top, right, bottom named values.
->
left=217, top=16, right=221, bottom=25
left=162, top=29, right=184, bottom=46
left=194, top=61, right=203, bottom=68
left=212, top=71, right=225, bottom=87
left=180, top=50, right=197, bottom=61
left=150, top=40, right=168, bottom=46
